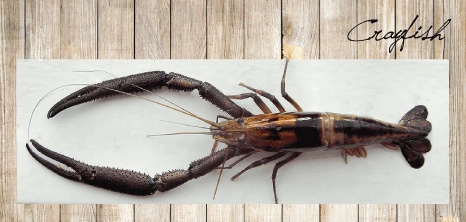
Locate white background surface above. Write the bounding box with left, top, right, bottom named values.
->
left=17, top=60, right=448, bottom=204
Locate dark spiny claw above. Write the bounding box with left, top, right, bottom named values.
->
left=27, top=139, right=254, bottom=196
left=47, top=71, right=252, bottom=119
left=27, top=139, right=157, bottom=195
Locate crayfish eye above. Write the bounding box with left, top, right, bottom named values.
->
left=237, top=118, right=244, bottom=124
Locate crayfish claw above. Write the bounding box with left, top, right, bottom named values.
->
left=27, top=139, right=157, bottom=195
left=26, top=141, right=82, bottom=182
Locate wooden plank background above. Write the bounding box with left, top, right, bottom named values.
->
left=1, top=0, right=463, bottom=221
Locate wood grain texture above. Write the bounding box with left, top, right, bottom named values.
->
left=359, top=205, right=396, bottom=222
left=171, top=0, right=206, bottom=59
left=61, top=204, right=96, bottom=222
left=435, top=0, right=459, bottom=221
left=320, top=0, right=357, bottom=59
left=283, top=204, right=319, bottom=222
left=357, top=0, right=395, bottom=59
left=0, top=0, right=24, bottom=221
left=395, top=0, right=434, bottom=59
left=23, top=204, right=60, bottom=222
left=207, top=0, right=244, bottom=59
left=25, top=0, right=61, bottom=59
left=171, top=204, right=206, bottom=222
left=321, top=204, right=358, bottom=222
left=59, top=1, right=97, bottom=221
left=207, top=204, right=244, bottom=222
left=439, top=0, right=466, bottom=221
left=97, top=204, right=133, bottom=222
left=135, top=0, right=170, bottom=59
left=98, top=0, right=134, bottom=59
left=398, top=204, right=436, bottom=222
left=282, top=0, right=319, bottom=59
left=245, top=204, right=281, bottom=222
left=244, top=0, right=281, bottom=59
left=135, top=204, right=170, bottom=222
left=60, top=0, right=97, bottom=59
left=433, top=0, right=449, bottom=60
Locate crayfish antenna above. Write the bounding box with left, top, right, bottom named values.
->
left=212, top=145, right=230, bottom=200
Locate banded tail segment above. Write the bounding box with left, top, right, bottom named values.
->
left=398, top=105, right=432, bottom=169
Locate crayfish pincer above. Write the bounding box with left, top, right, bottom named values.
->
left=26, top=60, right=432, bottom=203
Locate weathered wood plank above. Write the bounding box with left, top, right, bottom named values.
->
left=135, top=204, right=170, bottom=222
left=171, top=0, right=206, bottom=59
left=60, top=0, right=97, bottom=59
left=244, top=204, right=281, bottom=222
left=135, top=0, right=170, bottom=59
left=433, top=1, right=458, bottom=222
left=96, top=204, right=133, bottom=222
left=0, top=0, right=25, bottom=221
left=433, top=0, right=449, bottom=60
left=207, top=205, right=244, bottom=222
left=98, top=0, right=134, bottom=59
left=395, top=0, right=434, bottom=59
left=320, top=1, right=358, bottom=220
left=320, top=0, right=357, bottom=59
left=436, top=0, right=465, bottom=221
left=25, top=0, right=61, bottom=59
left=357, top=0, right=395, bottom=59
left=282, top=0, right=319, bottom=59
left=283, top=205, right=319, bottom=222
left=207, top=0, right=243, bottom=59
left=244, top=0, right=281, bottom=59
left=398, top=205, right=435, bottom=222
left=61, top=205, right=97, bottom=222
left=172, top=204, right=207, bottom=222
left=359, top=205, right=396, bottom=222
left=321, top=205, right=358, bottom=222
left=97, top=1, right=134, bottom=220
left=59, top=1, right=97, bottom=221
left=23, top=204, right=60, bottom=222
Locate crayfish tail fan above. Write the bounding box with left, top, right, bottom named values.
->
left=398, top=105, right=432, bottom=169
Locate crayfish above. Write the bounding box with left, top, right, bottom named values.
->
left=25, top=60, right=432, bottom=204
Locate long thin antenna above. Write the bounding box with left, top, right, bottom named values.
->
left=90, top=84, right=220, bottom=127
left=160, top=120, right=211, bottom=130
left=27, top=84, right=91, bottom=141
left=146, top=132, right=213, bottom=137
left=213, top=145, right=230, bottom=200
